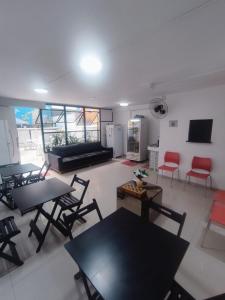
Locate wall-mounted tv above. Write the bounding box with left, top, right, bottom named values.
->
left=187, top=119, right=213, bottom=143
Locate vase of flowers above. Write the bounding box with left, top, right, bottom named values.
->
left=133, top=169, right=148, bottom=188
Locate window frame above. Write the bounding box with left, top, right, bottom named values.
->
left=40, top=104, right=102, bottom=152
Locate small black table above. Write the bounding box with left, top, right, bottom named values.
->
left=0, top=163, right=40, bottom=178
left=0, top=163, right=41, bottom=209
left=65, top=208, right=189, bottom=300
left=12, top=178, right=74, bottom=252
left=117, top=180, right=163, bottom=222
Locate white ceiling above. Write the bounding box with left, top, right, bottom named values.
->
left=0, top=0, right=225, bottom=107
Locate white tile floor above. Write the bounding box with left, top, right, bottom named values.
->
left=0, top=159, right=225, bottom=300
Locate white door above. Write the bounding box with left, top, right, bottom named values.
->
left=106, top=125, right=114, bottom=148
left=114, top=125, right=123, bottom=157
left=0, top=120, right=11, bottom=165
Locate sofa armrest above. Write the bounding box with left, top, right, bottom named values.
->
left=102, top=146, right=113, bottom=157
left=48, top=152, right=63, bottom=171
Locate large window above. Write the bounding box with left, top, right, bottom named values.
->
left=66, top=106, right=85, bottom=144
left=85, top=108, right=100, bottom=143
left=39, top=105, right=101, bottom=152
left=41, top=105, right=66, bottom=152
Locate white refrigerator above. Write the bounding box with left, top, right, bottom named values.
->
left=106, top=124, right=123, bottom=158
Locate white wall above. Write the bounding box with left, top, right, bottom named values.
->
left=0, top=106, right=20, bottom=164
left=159, top=85, right=225, bottom=189
left=113, top=104, right=160, bottom=154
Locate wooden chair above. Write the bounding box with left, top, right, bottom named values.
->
left=202, top=201, right=225, bottom=248
left=185, top=156, right=212, bottom=192
left=63, top=198, right=103, bottom=240
left=168, top=280, right=225, bottom=300
left=148, top=201, right=186, bottom=237
left=0, top=216, right=23, bottom=266
left=167, top=281, right=195, bottom=300
left=0, top=177, right=16, bottom=209
left=157, top=151, right=180, bottom=186
left=26, top=161, right=50, bottom=184
left=56, top=174, right=90, bottom=225
left=205, top=294, right=225, bottom=300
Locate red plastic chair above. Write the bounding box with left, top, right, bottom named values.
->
left=202, top=201, right=225, bottom=247
left=157, top=151, right=180, bottom=186
left=213, top=190, right=225, bottom=204
left=186, top=156, right=212, bottom=191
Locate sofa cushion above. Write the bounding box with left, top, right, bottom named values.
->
left=52, top=142, right=102, bottom=158
left=62, top=150, right=110, bottom=163
left=62, top=153, right=89, bottom=163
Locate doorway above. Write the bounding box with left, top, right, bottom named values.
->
left=15, top=107, right=44, bottom=166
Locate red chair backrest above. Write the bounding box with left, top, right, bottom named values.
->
left=164, top=151, right=180, bottom=165
left=192, top=156, right=212, bottom=172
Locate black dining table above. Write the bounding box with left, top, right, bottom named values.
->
left=0, top=163, right=40, bottom=178
left=0, top=163, right=41, bottom=209
left=12, top=177, right=74, bottom=252
left=65, top=208, right=189, bottom=300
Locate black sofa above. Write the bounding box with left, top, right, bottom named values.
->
left=48, top=142, right=113, bottom=173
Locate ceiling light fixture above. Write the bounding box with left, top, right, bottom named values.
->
left=119, top=102, right=129, bottom=107
left=80, top=55, right=102, bottom=75
left=34, top=88, right=48, bottom=94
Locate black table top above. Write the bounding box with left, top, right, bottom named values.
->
left=0, top=163, right=40, bottom=177
left=12, top=177, right=74, bottom=214
left=65, top=208, right=189, bottom=300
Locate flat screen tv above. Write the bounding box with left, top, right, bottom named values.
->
left=187, top=119, right=213, bottom=143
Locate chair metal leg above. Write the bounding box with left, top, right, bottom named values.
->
left=205, top=178, right=208, bottom=197
left=156, top=171, right=159, bottom=184
left=209, top=176, right=212, bottom=189
left=170, top=172, right=174, bottom=187
left=184, top=175, right=188, bottom=190
left=201, top=220, right=211, bottom=248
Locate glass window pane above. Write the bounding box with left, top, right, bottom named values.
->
left=86, top=130, right=100, bottom=142
left=67, top=131, right=85, bottom=144
left=43, top=132, right=66, bottom=152
left=85, top=108, right=100, bottom=131
left=66, top=106, right=84, bottom=131
left=42, top=109, right=65, bottom=126
left=41, top=106, right=66, bottom=151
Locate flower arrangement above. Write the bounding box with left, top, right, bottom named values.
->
left=133, top=168, right=148, bottom=187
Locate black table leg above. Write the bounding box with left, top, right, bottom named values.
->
left=28, top=204, right=43, bottom=237
left=28, top=201, right=59, bottom=253
left=141, top=201, right=149, bottom=223
left=35, top=201, right=59, bottom=253
left=74, top=271, right=82, bottom=280
left=80, top=271, right=92, bottom=300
